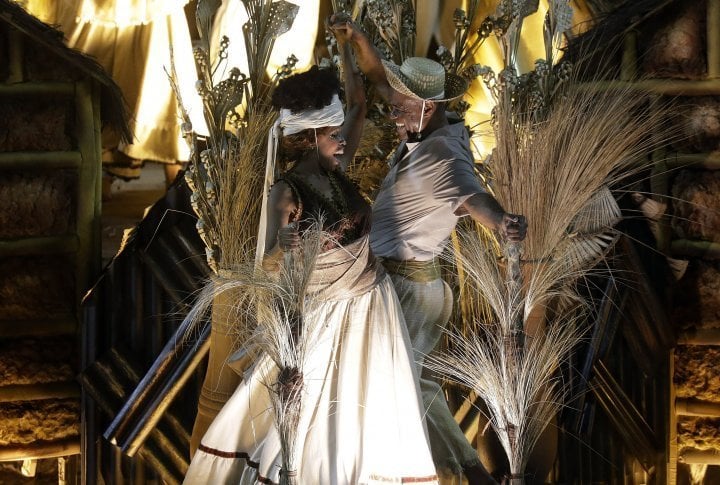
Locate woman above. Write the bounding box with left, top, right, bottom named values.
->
left=183, top=29, right=438, bottom=485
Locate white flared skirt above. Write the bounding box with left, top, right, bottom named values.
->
left=184, top=275, right=438, bottom=485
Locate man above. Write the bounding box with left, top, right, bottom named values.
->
left=329, top=17, right=527, bottom=485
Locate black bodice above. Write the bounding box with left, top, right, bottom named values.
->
left=280, top=170, right=371, bottom=247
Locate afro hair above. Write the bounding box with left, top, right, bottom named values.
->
left=272, top=66, right=342, bottom=113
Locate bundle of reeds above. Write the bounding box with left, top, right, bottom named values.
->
left=428, top=0, right=679, bottom=481
left=173, top=0, right=311, bottom=468
left=180, top=223, right=327, bottom=482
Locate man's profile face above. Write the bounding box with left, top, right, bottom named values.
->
left=387, top=91, right=427, bottom=141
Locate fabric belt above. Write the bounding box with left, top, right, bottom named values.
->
left=379, top=257, right=442, bottom=283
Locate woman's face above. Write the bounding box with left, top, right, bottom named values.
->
left=315, top=125, right=346, bottom=171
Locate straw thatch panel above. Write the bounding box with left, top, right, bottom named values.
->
left=672, top=169, right=720, bottom=242
left=678, top=416, right=720, bottom=450
left=672, top=261, right=720, bottom=331
left=675, top=345, right=720, bottom=402
left=0, top=170, right=76, bottom=239
left=0, top=337, right=75, bottom=386
left=640, top=0, right=706, bottom=79
left=21, top=33, right=85, bottom=82
left=0, top=256, right=74, bottom=320
left=0, top=0, right=130, bottom=140
left=0, top=98, right=73, bottom=152
left=0, top=399, right=79, bottom=446
left=667, top=97, right=720, bottom=153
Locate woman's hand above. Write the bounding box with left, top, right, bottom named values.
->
left=277, top=222, right=300, bottom=251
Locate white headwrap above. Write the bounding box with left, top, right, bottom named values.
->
left=278, top=94, right=345, bottom=135
left=254, top=94, right=345, bottom=267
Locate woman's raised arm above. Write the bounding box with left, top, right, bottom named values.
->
left=330, top=19, right=366, bottom=171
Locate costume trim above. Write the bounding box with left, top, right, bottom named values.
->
left=367, top=473, right=440, bottom=483
left=379, top=257, right=442, bottom=282
left=196, top=444, right=438, bottom=484
left=196, top=444, right=278, bottom=484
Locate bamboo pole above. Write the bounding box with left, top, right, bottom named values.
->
left=671, top=239, right=720, bottom=259
left=123, top=330, right=211, bottom=456
left=0, top=382, right=79, bottom=402
left=155, top=236, right=198, bottom=291
left=7, top=28, right=23, bottom=83
left=168, top=226, right=211, bottom=275
left=106, top=348, right=191, bottom=447
left=74, top=80, right=102, bottom=304
left=579, top=79, right=720, bottom=96
left=0, top=82, right=75, bottom=97
left=707, top=0, right=720, bottom=78
left=665, top=152, right=720, bottom=170
left=679, top=449, right=720, bottom=465
left=0, top=439, right=80, bottom=461
left=678, top=328, right=720, bottom=345
left=103, top=315, right=208, bottom=445
left=0, top=151, right=82, bottom=170
left=190, top=286, right=243, bottom=456
left=80, top=357, right=189, bottom=477
left=676, top=398, right=720, bottom=417
left=80, top=295, right=100, bottom=485
left=620, top=31, right=638, bottom=82
left=138, top=252, right=189, bottom=308
left=0, top=235, right=78, bottom=257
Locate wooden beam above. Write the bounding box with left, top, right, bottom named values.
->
left=708, top=0, right=720, bottom=78
left=580, top=79, right=720, bottom=96
left=0, top=235, right=78, bottom=257
left=0, top=82, right=74, bottom=97
left=0, top=382, right=79, bottom=403
left=620, top=31, right=637, bottom=82
left=676, top=398, right=720, bottom=417
left=7, top=28, right=23, bottom=83
left=0, top=151, right=82, bottom=170
left=0, top=438, right=80, bottom=461
left=665, top=152, right=720, bottom=170
left=74, top=80, right=102, bottom=305
left=671, top=239, right=720, bottom=259
left=678, top=328, right=720, bottom=345
left=679, top=449, right=720, bottom=464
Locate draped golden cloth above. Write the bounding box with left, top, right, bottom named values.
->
left=27, top=0, right=205, bottom=176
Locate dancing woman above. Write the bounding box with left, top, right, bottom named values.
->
left=183, top=29, right=438, bottom=485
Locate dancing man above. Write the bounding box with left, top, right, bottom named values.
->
left=329, top=16, right=527, bottom=485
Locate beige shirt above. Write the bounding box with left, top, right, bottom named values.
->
left=369, top=122, right=485, bottom=261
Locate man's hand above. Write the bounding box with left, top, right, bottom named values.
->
left=499, top=213, right=527, bottom=243
left=327, top=13, right=356, bottom=45
left=277, top=222, right=300, bottom=251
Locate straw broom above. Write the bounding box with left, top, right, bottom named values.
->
left=427, top=1, right=681, bottom=480
left=176, top=0, right=305, bottom=463
left=178, top=223, right=327, bottom=483
left=430, top=82, right=677, bottom=480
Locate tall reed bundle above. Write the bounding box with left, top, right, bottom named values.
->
left=427, top=228, right=584, bottom=476
left=188, top=0, right=299, bottom=272
left=182, top=223, right=327, bottom=483
left=177, top=0, right=306, bottom=464
left=427, top=1, right=680, bottom=481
